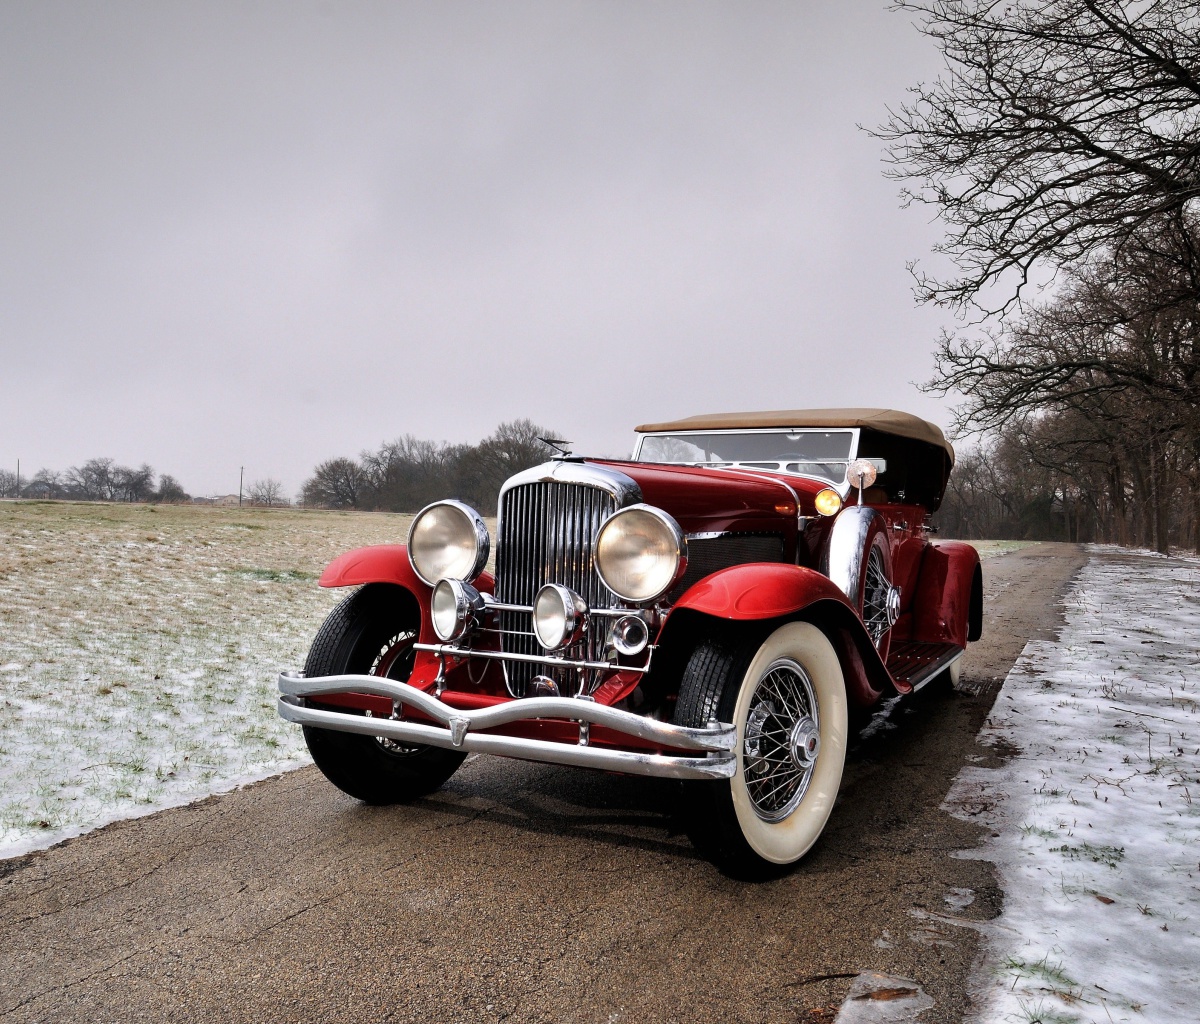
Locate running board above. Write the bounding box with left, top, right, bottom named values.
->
left=885, top=642, right=964, bottom=692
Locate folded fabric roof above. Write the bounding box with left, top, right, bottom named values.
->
left=634, top=407, right=954, bottom=463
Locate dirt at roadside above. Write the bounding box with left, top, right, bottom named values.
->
left=0, top=543, right=1086, bottom=1024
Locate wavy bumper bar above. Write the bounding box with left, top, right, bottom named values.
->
left=277, top=672, right=737, bottom=780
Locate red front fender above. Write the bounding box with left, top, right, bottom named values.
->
left=318, top=544, right=429, bottom=591
left=317, top=543, right=494, bottom=596
left=666, top=562, right=897, bottom=707
left=316, top=545, right=495, bottom=684
left=672, top=562, right=854, bottom=619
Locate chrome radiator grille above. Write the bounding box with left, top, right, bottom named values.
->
left=494, top=481, right=618, bottom=695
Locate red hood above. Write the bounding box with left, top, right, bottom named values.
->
left=589, top=459, right=825, bottom=536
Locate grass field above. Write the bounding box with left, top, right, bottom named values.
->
left=0, top=501, right=414, bottom=856
left=0, top=500, right=1030, bottom=858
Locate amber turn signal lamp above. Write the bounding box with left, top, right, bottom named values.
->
left=814, top=488, right=843, bottom=517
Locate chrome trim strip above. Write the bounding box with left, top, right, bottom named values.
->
left=282, top=698, right=734, bottom=779
left=413, top=641, right=648, bottom=674
left=279, top=671, right=732, bottom=751
left=497, top=460, right=642, bottom=508
left=907, top=649, right=964, bottom=693
left=488, top=600, right=636, bottom=620
left=277, top=672, right=736, bottom=780
left=822, top=505, right=879, bottom=601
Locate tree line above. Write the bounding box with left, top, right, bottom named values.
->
left=0, top=459, right=190, bottom=503
left=299, top=419, right=561, bottom=514
left=880, top=0, right=1200, bottom=554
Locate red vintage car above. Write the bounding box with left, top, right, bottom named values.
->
left=278, top=408, right=981, bottom=875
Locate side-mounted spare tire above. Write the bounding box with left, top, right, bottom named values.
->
left=302, top=584, right=466, bottom=804
left=673, top=621, right=849, bottom=878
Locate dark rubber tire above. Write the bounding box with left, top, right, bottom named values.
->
left=674, top=622, right=848, bottom=879
left=301, top=584, right=465, bottom=805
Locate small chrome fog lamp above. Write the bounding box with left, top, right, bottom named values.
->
left=611, top=614, right=650, bottom=656
left=532, top=584, right=589, bottom=652
left=430, top=578, right=487, bottom=642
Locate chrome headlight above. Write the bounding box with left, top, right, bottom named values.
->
left=430, top=578, right=487, bottom=642
left=407, top=500, right=490, bottom=586
left=594, top=504, right=686, bottom=605
left=532, top=584, right=588, bottom=651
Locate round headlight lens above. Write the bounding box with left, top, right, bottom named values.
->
left=532, top=584, right=588, bottom=651
left=429, top=578, right=466, bottom=641
left=814, top=488, right=843, bottom=517
left=407, top=500, right=490, bottom=586
left=594, top=505, right=686, bottom=605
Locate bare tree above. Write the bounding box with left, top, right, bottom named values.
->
left=26, top=469, right=65, bottom=499
left=112, top=463, right=156, bottom=503
left=154, top=474, right=190, bottom=504
left=300, top=458, right=368, bottom=509
left=247, top=478, right=286, bottom=507
left=456, top=419, right=560, bottom=513
left=0, top=470, right=17, bottom=498
left=66, top=458, right=116, bottom=500
left=878, top=0, right=1200, bottom=317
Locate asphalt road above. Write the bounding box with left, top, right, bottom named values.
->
left=0, top=543, right=1087, bottom=1024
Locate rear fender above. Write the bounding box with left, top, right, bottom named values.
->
left=910, top=541, right=982, bottom=646
left=666, top=563, right=896, bottom=707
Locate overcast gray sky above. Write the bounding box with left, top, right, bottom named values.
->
left=1, top=0, right=957, bottom=498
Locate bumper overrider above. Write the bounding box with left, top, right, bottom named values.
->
left=277, top=671, right=737, bottom=780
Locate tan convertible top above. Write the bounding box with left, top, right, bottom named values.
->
left=635, top=407, right=954, bottom=463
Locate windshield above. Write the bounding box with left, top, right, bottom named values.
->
left=635, top=429, right=856, bottom=482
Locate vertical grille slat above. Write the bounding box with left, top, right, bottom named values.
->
left=495, top=480, right=618, bottom=696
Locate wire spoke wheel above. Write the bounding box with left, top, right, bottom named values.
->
left=742, top=659, right=820, bottom=822
left=367, top=630, right=422, bottom=756
left=673, top=621, right=849, bottom=875
left=302, top=585, right=466, bottom=804
left=861, top=546, right=897, bottom=649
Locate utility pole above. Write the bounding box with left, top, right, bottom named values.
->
left=238, top=466, right=244, bottom=507
left=14, top=459, right=18, bottom=498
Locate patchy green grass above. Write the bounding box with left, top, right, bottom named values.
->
left=0, top=500, right=417, bottom=856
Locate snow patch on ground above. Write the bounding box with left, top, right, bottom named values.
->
left=0, top=502, right=412, bottom=859
left=946, top=547, right=1200, bottom=1024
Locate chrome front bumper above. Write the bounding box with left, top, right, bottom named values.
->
left=277, top=672, right=737, bottom=780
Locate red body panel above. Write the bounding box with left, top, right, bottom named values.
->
left=671, top=562, right=853, bottom=620
left=909, top=540, right=980, bottom=647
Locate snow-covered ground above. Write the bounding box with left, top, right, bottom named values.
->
left=947, top=547, right=1200, bottom=1024
left=0, top=501, right=412, bottom=859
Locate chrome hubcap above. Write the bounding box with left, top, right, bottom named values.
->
left=742, top=658, right=820, bottom=822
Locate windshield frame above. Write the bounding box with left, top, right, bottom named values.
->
left=632, top=427, right=862, bottom=491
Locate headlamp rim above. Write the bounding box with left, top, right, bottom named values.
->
left=406, top=499, right=491, bottom=587
left=430, top=577, right=487, bottom=642
left=594, top=503, right=687, bottom=606
left=532, top=583, right=589, bottom=652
